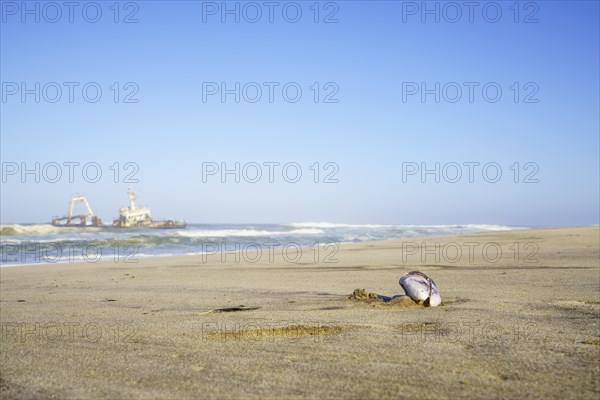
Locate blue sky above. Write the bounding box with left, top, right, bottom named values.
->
left=1, top=0, right=599, bottom=226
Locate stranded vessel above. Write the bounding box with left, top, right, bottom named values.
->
left=112, top=188, right=187, bottom=229
left=51, top=196, right=102, bottom=227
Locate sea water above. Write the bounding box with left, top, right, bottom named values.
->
left=0, top=222, right=520, bottom=266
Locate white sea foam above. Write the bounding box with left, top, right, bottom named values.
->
left=459, top=224, right=523, bottom=231
left=287, top=222, right=394, bottom=229
left=171, top=228, right=324, bottom=238
left=287, top=222, right=518, bottom=231
left=0, top=224, right=101, bottom=236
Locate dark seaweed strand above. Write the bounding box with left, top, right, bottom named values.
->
left=427, top=278, right=433, bottom=299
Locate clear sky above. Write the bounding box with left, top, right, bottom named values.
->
left=1, top=0, right=598, bottom=226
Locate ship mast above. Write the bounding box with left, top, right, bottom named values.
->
left=128, top=187, right=137, bottom=211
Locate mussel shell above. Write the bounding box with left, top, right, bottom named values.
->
left=426, top=282, right=442, bottom=307
left=399, top=271, right=442, bottom=307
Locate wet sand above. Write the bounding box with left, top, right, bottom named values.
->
left=1, top=226, right=599, bottom=399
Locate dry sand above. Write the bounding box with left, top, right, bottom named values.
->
left=1, top=226, right=599, bottom=399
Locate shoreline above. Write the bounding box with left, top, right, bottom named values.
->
left=1, top=225, right=593, bottom=270
left=1, top=226, right=599, bottom=399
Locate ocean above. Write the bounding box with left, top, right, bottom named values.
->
left=0, top=222, right=520, bottom=267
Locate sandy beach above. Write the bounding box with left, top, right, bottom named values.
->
left=1, top=226, right=598, bottom=399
